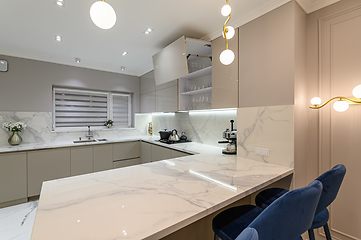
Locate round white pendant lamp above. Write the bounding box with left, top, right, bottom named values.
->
left=90, top=1, right=116, bottom=30
left=221, top=5, right=232, bottom=16
left=220, top=49, right=235, bottom=65
left=222, top=26, right=235, bottom=40
left=352, top=84, right=361, bottom=98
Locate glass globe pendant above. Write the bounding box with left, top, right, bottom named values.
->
left=90, top=0, right=117, bottom=30
left=333, top=100, right=349, bottom=112
left=220, top=49, right=235, bottom=65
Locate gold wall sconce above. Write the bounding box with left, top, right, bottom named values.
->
left=220, top=0, right=235, bottom=65
left=310, top=85, right=361, bottom=112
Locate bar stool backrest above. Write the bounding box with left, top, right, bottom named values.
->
left=248, top=180, right=323, bottom=240
left=314, top=164, right=346, bottom=216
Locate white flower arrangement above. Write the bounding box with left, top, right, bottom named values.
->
left=2, top=122, right=26, bottom=132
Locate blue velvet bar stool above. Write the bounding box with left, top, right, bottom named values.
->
left=255, top=164, right=346, bottom=240
left=235, top=227, right=258, bottom=240
left=212, top=180, right=323, bottom=240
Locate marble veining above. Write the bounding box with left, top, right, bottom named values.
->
left=30, top=142, right=292, bottom=240
left=237, top=105, right=294, bottom=168
left=0, top=112, right=143, bottom=147
left=0, top=201, right=38, bottom=240
left=138, top=109, right=237, bottom=147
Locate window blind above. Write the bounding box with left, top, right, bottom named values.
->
left=111, top=93, right=131, bottom=127
left=54, top=89, right=108, bottom=127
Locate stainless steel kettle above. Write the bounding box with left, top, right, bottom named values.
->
left=168, top=129, right=180, bottom=141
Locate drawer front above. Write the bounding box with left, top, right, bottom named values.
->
left=113, top=141, right=140, bottom=161
left=113, top=158, right=141, bottom=169
left=171, top=150, right=190, bottom=158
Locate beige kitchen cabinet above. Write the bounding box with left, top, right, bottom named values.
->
left=171, top=150, right=190, bottom=158
left=0, top=152, right=27, bottom=204
left=113, top=158, right=141, bottom=169
left=113, top=141, right=140, bottom=161
left=28, top=148, right=71, bottom=197
left=141, top=141, right=152, bottom=163
left=93, top=144, right=113, bottom=172
left=71, top=146, right=93, bottom=176
left=151, top=144, right=171, bottom=161
left=155, top=85, right=178, bottom=112
left=211, top=28, right=239, bottom=109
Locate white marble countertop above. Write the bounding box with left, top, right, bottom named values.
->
left=30, top=139, right=293, bottom=240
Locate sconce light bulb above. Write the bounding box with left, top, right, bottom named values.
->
left=90, top=1, right=117, bottom=30
left=311, top=97, right=322, bottom=106
left=333, top=100, right=349, bottom=112
left=352, top=84, right=361, bottom=98
left=220, top=49, right=235, bottom=65
left=221, top=5, right=231, bottom=16
left=222, top=26, right=235, bottom=40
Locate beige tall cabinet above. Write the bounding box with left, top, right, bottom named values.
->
left=0, top=152, right=27, bottom=205
left=211, top=28, right=239, bottom=109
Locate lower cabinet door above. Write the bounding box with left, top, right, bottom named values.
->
left=171, top=150, right=191, bottom=158
left=71, top=146, right=93, bottom=176
left=93, top=144, right=113, bottom=172
left=151, top=145, right=171, bottom=161
left=28, top=148, right=71, bottom=197
left=0, top=152, right=27, bottom=204
left=113, top=158, right=141, bottom=169
left=141, top=142, right=152, bottom=163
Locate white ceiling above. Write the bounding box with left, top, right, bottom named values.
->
left=0, top=0, right=339, bottom=77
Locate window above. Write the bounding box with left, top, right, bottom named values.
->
left=53, top=88, right=132, bottom=129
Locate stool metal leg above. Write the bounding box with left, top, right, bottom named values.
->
left=323, top=223, right=332, bottom=240
left=308, top=229, right=316, bottom=240
left=214, top=234, right=219, bottom=240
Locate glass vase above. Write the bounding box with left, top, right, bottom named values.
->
left=8, top=132, right=22, bottom=146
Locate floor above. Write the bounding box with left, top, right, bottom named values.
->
left=0, top=201, right=38, bottom=240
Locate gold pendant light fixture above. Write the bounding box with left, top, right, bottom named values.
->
left=90, top=0, right=117, bottom=30
left=220, top=0, right=235, bottom=65
left=310, top=85, right=361, bottom=112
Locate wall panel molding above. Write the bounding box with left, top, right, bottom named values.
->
left=318, top=3, right=361, bottom=240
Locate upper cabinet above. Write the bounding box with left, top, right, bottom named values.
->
left=152, top=36, right=212, bottom=86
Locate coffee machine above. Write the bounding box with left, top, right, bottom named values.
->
left=218, top=120, right=237, bottom=154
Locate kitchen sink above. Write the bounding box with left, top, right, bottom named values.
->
left=97, top=138, right=108, bottom=142
left=73, top=139, right=97, bottom=143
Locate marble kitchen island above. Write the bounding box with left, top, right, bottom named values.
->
left=30, top=141, right=293, bottom=240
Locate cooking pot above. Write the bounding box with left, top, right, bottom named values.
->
left=159, top=129, right=172, bottom=140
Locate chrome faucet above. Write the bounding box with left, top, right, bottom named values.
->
left=86, top=126, right=93, bottom=140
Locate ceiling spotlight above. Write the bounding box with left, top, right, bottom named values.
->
left=121, top=52, right=127, bottom=56
left=145, top=28, right=153, bottom=34
left=75, top=58, right=81, bottom=63
left=55, top=35, right=62, bottom=42
left=55, top=0, right=64, bottom=7
left=120, top=66, right=125, bottom=71
left=90, top=1, right=117, bottom=30
left=0, top=61, right=5, bottom=64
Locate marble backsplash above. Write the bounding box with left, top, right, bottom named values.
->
left=135, top=109, right=237, bottom=147
left=237, top=105, right=294, bottom=168
left=0, top=112, right=142, bottom=146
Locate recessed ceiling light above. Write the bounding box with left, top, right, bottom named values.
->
left=120, top=66, right=125, bottom=71
left=75, top=58, right=81, bottom=63
left=0, top=61, right=5, bottom=64
left=55, top=35, right=62, bottom=42
left=121, top=52, right=128, bottom=56
left=144, top=28, right=153, bottom=34
left=55, top=0, right=65, bottom=7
